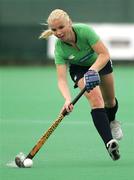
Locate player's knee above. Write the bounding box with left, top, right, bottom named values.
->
left=91, top=99, right=104, bottom=109
left=105, top=98, right=117, bottom=108
left=86, top=93, right=104, bottom=108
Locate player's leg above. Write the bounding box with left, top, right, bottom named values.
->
left=100, top=73, right=123, bottom=140
left=77, top=78, right=120, bottom=160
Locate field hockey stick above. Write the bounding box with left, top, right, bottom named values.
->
left=15, top=87, right=86, bottom=167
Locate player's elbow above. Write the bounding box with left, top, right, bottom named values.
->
left=102, top=52, right=111, bottom=63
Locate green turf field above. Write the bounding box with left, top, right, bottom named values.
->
left=0, top=65, right=134, bottom=180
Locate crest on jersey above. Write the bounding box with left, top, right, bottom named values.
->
left=68, top=54, right=75, bottom=60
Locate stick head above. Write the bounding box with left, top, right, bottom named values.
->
left=15, top=157, right=25, bottom=168
left=15, top=152, right=26, bottom=168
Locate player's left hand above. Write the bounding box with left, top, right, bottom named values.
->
left=84, top=69, right=100, bottom=92
left=60, top=100, right=74, bottom=115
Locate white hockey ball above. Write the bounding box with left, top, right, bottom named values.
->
left=23, top=158, right=33, bottom=168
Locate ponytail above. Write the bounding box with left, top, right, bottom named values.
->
left=39, top=29, right=53, bottom=39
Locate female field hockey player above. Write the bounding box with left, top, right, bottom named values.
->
left=39, top=9, right=123, bottom=160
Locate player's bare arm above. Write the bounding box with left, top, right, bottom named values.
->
left=90, top=40, right=110, bottom=72
left=56, top=64, right=73, bottom=112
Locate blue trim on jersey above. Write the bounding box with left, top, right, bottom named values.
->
left=79, top=52, right=94, bottom=63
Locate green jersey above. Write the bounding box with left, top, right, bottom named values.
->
left=54, top=23, right=100, bottom=66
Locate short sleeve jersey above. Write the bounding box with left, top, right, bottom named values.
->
left=54, top=23, right=100, bottom=66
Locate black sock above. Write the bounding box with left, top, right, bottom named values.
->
left=91, top=108, right=113, bottom=144
left=105, top=98, right=118, bottom=123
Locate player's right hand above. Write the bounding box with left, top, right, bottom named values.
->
left=61, top=100, right=74, bottom=115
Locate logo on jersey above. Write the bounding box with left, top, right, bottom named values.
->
left=110, top=59, right=113, bottom=67
left=74, top=75, right=77, bottom=81
left=68, top=54, right=75, bottom=60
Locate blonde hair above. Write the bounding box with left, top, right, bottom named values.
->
left=39, top=9, right=70, bottom=39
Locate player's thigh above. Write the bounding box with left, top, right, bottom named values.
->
left=77, top=78, right=104, bottom=108
left=100, top=73, right=115, bottom=106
